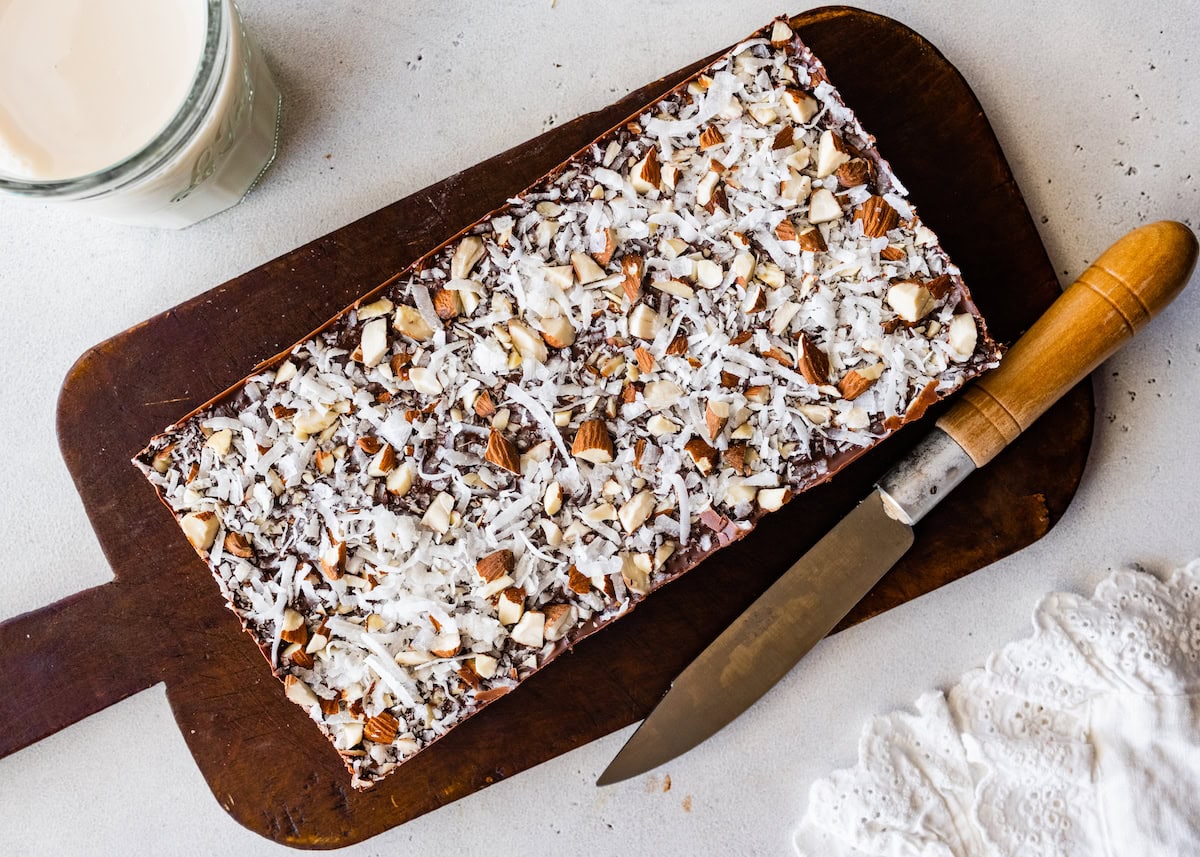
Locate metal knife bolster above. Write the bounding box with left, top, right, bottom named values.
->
left=876, top=429, right=977, bottom=526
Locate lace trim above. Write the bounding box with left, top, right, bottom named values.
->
left=794, top=560, right=1200, bottom=857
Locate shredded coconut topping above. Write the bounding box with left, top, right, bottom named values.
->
left=135, top=18, right=1000, bottom=789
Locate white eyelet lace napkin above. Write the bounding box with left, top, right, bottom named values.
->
left=794, top=560, right=1200, bottom=857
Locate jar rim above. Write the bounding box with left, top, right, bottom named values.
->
left=0, top=0, right=227, bottom=199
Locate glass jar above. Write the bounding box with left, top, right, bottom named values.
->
left=0, top=0, right=282, bottom=229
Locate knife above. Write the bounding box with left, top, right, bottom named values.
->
left=597, top=220, right=1198, bottom=786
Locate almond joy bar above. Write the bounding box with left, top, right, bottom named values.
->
left=136, top=17, right=1000, bottom=788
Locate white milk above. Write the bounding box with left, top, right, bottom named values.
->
left=0, top=0, right=281, bottom=227
left=0, top=0, right=207, bottom=180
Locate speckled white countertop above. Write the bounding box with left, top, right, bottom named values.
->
left=1, top=1, right=1198, bottom=854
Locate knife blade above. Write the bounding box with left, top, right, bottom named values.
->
left=596, top=490, right=913, bottom=786
left=598, top=221, right=1196, bottom=786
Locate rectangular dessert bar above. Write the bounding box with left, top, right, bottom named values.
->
left=136, top=17, right=1000, bottom=788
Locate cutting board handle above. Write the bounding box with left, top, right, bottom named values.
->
left=0, top=582, right=164, bottom=759
left=939, top=221, right=1198, bottom=466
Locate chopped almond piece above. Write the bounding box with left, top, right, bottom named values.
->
left=320, top=541, right=346, bottom=581
left=815, top=129, right=851, bottom=177
left=926, top=273, right=955, bottom=299
left=432, top=288, right=460, bottom=320
left=473, top=389, right=496, bottom=417
left=838, top=363, right=884, bottom=400
left=571, top=419, right=615, bottom=464
left=698, top=125, right=725, bottom=150
left=757, top=487, right=792, bottom=511
left=836, top=159, right=871, bottom=187
left=797, top=333, right=830, bottom=385
left=621, top=255, right=645, bottom=302
left=476, top=549, right=516, bottom=582
left=590, top=228, right=618, bottom=267
left=797, top=228, right=827, bottom=252
left=629, top=146, right=662, bottom=194
left=666, top=333, right=689, bottom=356
left=886, top=281, right=936, bottom=322
left=567, top=565, right=591, bottom=595
left=224, top=532, right=253, bottom=558
left=683, top=437, right=720, bottom=476
left=705, top=400, right=730, bottom=439
left=762, top=346, right=794, bottom=368
left=180, top=511, right=218, bottom=551
left=724, top=443, right=750, bottom=475
left=363, top=712, right=400, bottom=745
left=543, top=604, right=576, bottom=642
left=367, top=444, right=396, bottom=477
left=484, top=430, right=521, bottom=475
left=855, top=195, right=900, bottom=238
left=571, top=251, right=606, bottom=284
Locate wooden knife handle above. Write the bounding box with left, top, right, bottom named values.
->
left=938, top=221, right=1197, bottom=467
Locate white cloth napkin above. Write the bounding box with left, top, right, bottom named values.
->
left=794, top=560, right=1200, bottom=857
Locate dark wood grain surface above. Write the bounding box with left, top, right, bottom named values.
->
left=2, top=7, right=1091, bottom=848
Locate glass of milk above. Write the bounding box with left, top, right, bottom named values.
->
left=0, top=0, right=282, bottom=228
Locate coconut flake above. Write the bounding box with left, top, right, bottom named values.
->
left=504, top=383, right=580, bottom=485
left=669, top=473, right=691, bottom=547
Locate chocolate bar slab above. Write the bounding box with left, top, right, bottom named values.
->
left=136, top=17, right=1000, bottom=788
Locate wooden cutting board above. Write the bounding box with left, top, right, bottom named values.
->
left=2, top=6, right=1091, bottom=848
